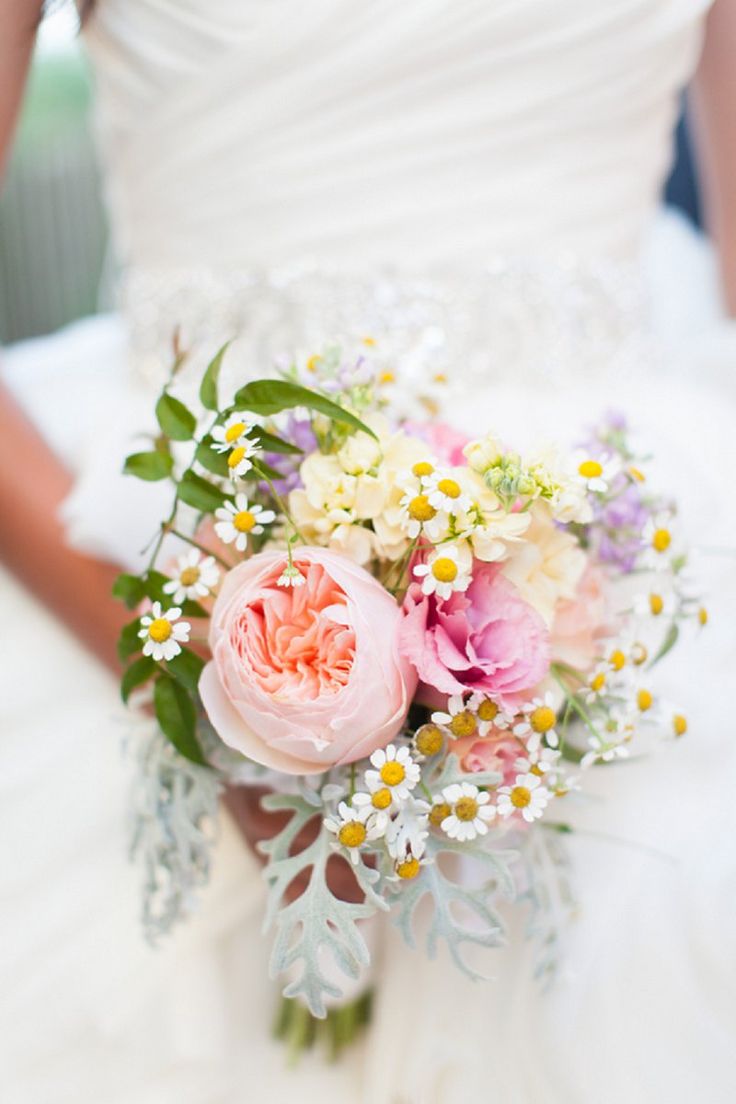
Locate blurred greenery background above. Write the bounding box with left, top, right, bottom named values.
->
left=0, top=10, right=701, bottom=347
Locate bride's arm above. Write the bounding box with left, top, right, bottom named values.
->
left=691, top=0, right=736, bottom=316
left=0, top=0, right=43, bottom=178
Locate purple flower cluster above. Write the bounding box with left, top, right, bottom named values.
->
left=261, top=414, right=317, bottom=497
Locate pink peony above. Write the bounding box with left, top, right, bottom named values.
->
left=200, top=547, right=416, bottom=774
left=452, top=731, right=521, bottom=786
left=404, top=420, right=471, bottom=466
left=400, top=562, right=550, bottom=709
left=550, top=564, right=614, bottom=673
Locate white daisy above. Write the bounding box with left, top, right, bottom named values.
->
left=514, top=745, right=561, bottom=776
left=210, top=412, right=257, bottom=454
left=276, top=563, right=307, bottom=588
left=398, top=486, right=450, bottom=542
left=352, top=788, right=395, bottom=835
left=138, top=602, right=191, bottom=662
left=432, top=694, right=479, bottom=739
left=214, top=494, right=276, bottom=551
left=437, top=781, right=495, bottom=841
left=496, top=772, right=550, bottom=823
left=423, top=470, right=473, bottom=515
left=514, top=691, right=560, bottom=749
left=162, top=549, right=220, bottom=604
left=385, top=796, right=430, bottom=861
left=365, top=744, right=420, bottom=800
left=413, top=541, right=473, bottom=600
left=572, top=451, right=620, bottom=494
left=633, top=587, right=677, bottom=620
left=467, top=693, right=514, bottom=735
left=223, top=436, right=261, bottom=478
left=642, top=511, right=677, bottom=564
left=323, top=800, right=383, bottom=865
left=583, top=661, right=613, bottom=704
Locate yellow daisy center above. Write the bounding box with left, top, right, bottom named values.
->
left=609, top=649, right=626, bottom=671
left=590, top=672, right=606, bottom=693
left=652, top=528, right=671, bottom=553
left=396, top=857, right=421, bottom=879
left=672, top=714, right=687, bottom=737
left=454, top=796, right=479, bottom=822
left=432, top=557, right=458, bottom=583
left=233, top=509, right=256, bottom=533
left=371, top=788, right=392, bottom=810
left=338, top=821, right=367, bottom=849
left=362, top=336, right=376, bottom=347
left=179, top=566, right=200, bottom=586
left=449, top=710, right=477, bottom=738
left=649, top=593, right=664, bottom=616
left=629, top=465, right=646, bottom=483
left=698, top=607, right=708, bottom=627
left=437, top=477, right=461, bottom=499
left=631, top=641, right=648, bottom=666
left=429, top=802, right=451, bottom=827
left=530, top=765, right=545, bottom=777
left=510, top=785, right=532, bottom=809
left=578, top=459, right=603, bottom=479
left=306, top=354, right=321, bottom=373
left=477, top=699, right=499, bottom=723
left=225, top=421, right=246, bottom=443
left=637, top=689, right=653, bottom=712
left=408, top=494, right=437, bottom=522
left=415, top=724, right=444, bottom=757
left=228, top=445, right=247, bottom=469
left=380, top=760, right=406, bottom=787
left=148, top=618, right=172, bottom=643
left=530, top=705, right=556, bottom=734
left=378, top=369, right=395, bottom=384
left=412, top=461, right=434, bottom=478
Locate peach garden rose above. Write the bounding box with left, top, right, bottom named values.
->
left=199, top=547, right=417, bottom=774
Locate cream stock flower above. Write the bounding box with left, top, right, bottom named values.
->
left=502, top=504, right=587, bottom=625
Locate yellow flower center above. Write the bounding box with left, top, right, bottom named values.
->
left=148, top=618, right=172, bottom=643
left=429, top=801, right=451, bottom=827
left=629, top=465, right=646, bottom=483
left=225, top=421, right=246, bottom=443
left=408, top=494, right=437, bottom=522
left=437, top=477, right=461, bottom=499
left=698, top=607, right=708, bottom=627
left=631, top=641, right=648, bottom=666
left=380, top=761, right=406, bottom=787
left=378, top=369, right=395, bottom=384
left=672, top=714, right=687, bottom=737
left=415, top=724, right=444, bottom=756
left=338, top=821, right=367, bottom=849
left=649, top=593, right=664, bottom=616
left=637, top=689, right=653, bottom=712
left=449, top=710, right=477, bottom=738
left=578, top=459, right=603, bottom=479
left=530, top=705, right=556, bottom=734
left=396, top=857, right=421, bottom=879
left=510, top=786, right=532, bottom=809
left=432, top=557, right=458, bottom=583
left=652, top=528, right=671, bottom=553
left=306, top=354, right=321, bottom=373
left=609, top=649, right=626, bottom=671
left=530, top=765, right=545, bottom=777
left=179, top=566, right=200, bottom=586
left=412, top=461, right=434, bottom=478
left=477, top=699, right=499, bottom=723
left=228, top=445, right=247, bottom=469
left=454, top=796, right=479, bottom=822
left=433, top=372, right=448, bottom=384
left=362, top=336, right=376, bottom=347
left=371, top=788, right=392, bottom=810
left=590, top=672, right=606, bottom=693
left=233, top=509, right=256, bottom=533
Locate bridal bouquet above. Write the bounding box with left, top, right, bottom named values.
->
left=116, top=338, right=704, bottom=1032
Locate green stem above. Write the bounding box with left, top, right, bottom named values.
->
left=253, top=461, right=306, bottom=544
left=168, top=527, right=230, bottom=568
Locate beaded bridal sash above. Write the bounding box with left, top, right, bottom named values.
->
left=120, top=255, right=654, bottom=395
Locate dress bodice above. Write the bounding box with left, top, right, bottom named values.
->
left=82, top=0, right=712, bottom=386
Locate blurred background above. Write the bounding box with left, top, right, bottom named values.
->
left=0, top=8, right=703, bottom=346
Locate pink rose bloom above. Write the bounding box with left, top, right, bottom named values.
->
left=400, top=562, right=550, bottom=709
left=404, top=420, right=470, bottom=466
left=452, top=731, right=521, bottom=786
left=551, top=564, right=615, bottom=673
left=200, top=547, right=416, bottom=774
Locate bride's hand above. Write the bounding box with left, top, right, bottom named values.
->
left=223, top=785, right=365, bottom=904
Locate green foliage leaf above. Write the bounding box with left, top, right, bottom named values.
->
left=121, top=654, right=157, bottom=702
left=153, top=675, right=207, bottom=766
left=144, top=570, right=209, bottom=618
left=233, top=379, right=376, bottom=438
left=167, top=648, right=206, bottom=694
left=155, top=392, right=197, bottom=441
left=199, top=341, right=230, bottom=412
left=117, top=618, right=143, bottom=662
left=123, top=450, right=173, bottom=482
left=112, top=572, right=146, bottom=610
left=649, top=621, right=680, bottom=668
left=177, top=471, right=227, bottom=513
left=195, top=438, right=230, bottom=478
left=251, top=426, right=304, bottom=456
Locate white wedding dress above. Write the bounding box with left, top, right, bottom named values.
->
left=3, top=1, right=736, bottom=1101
